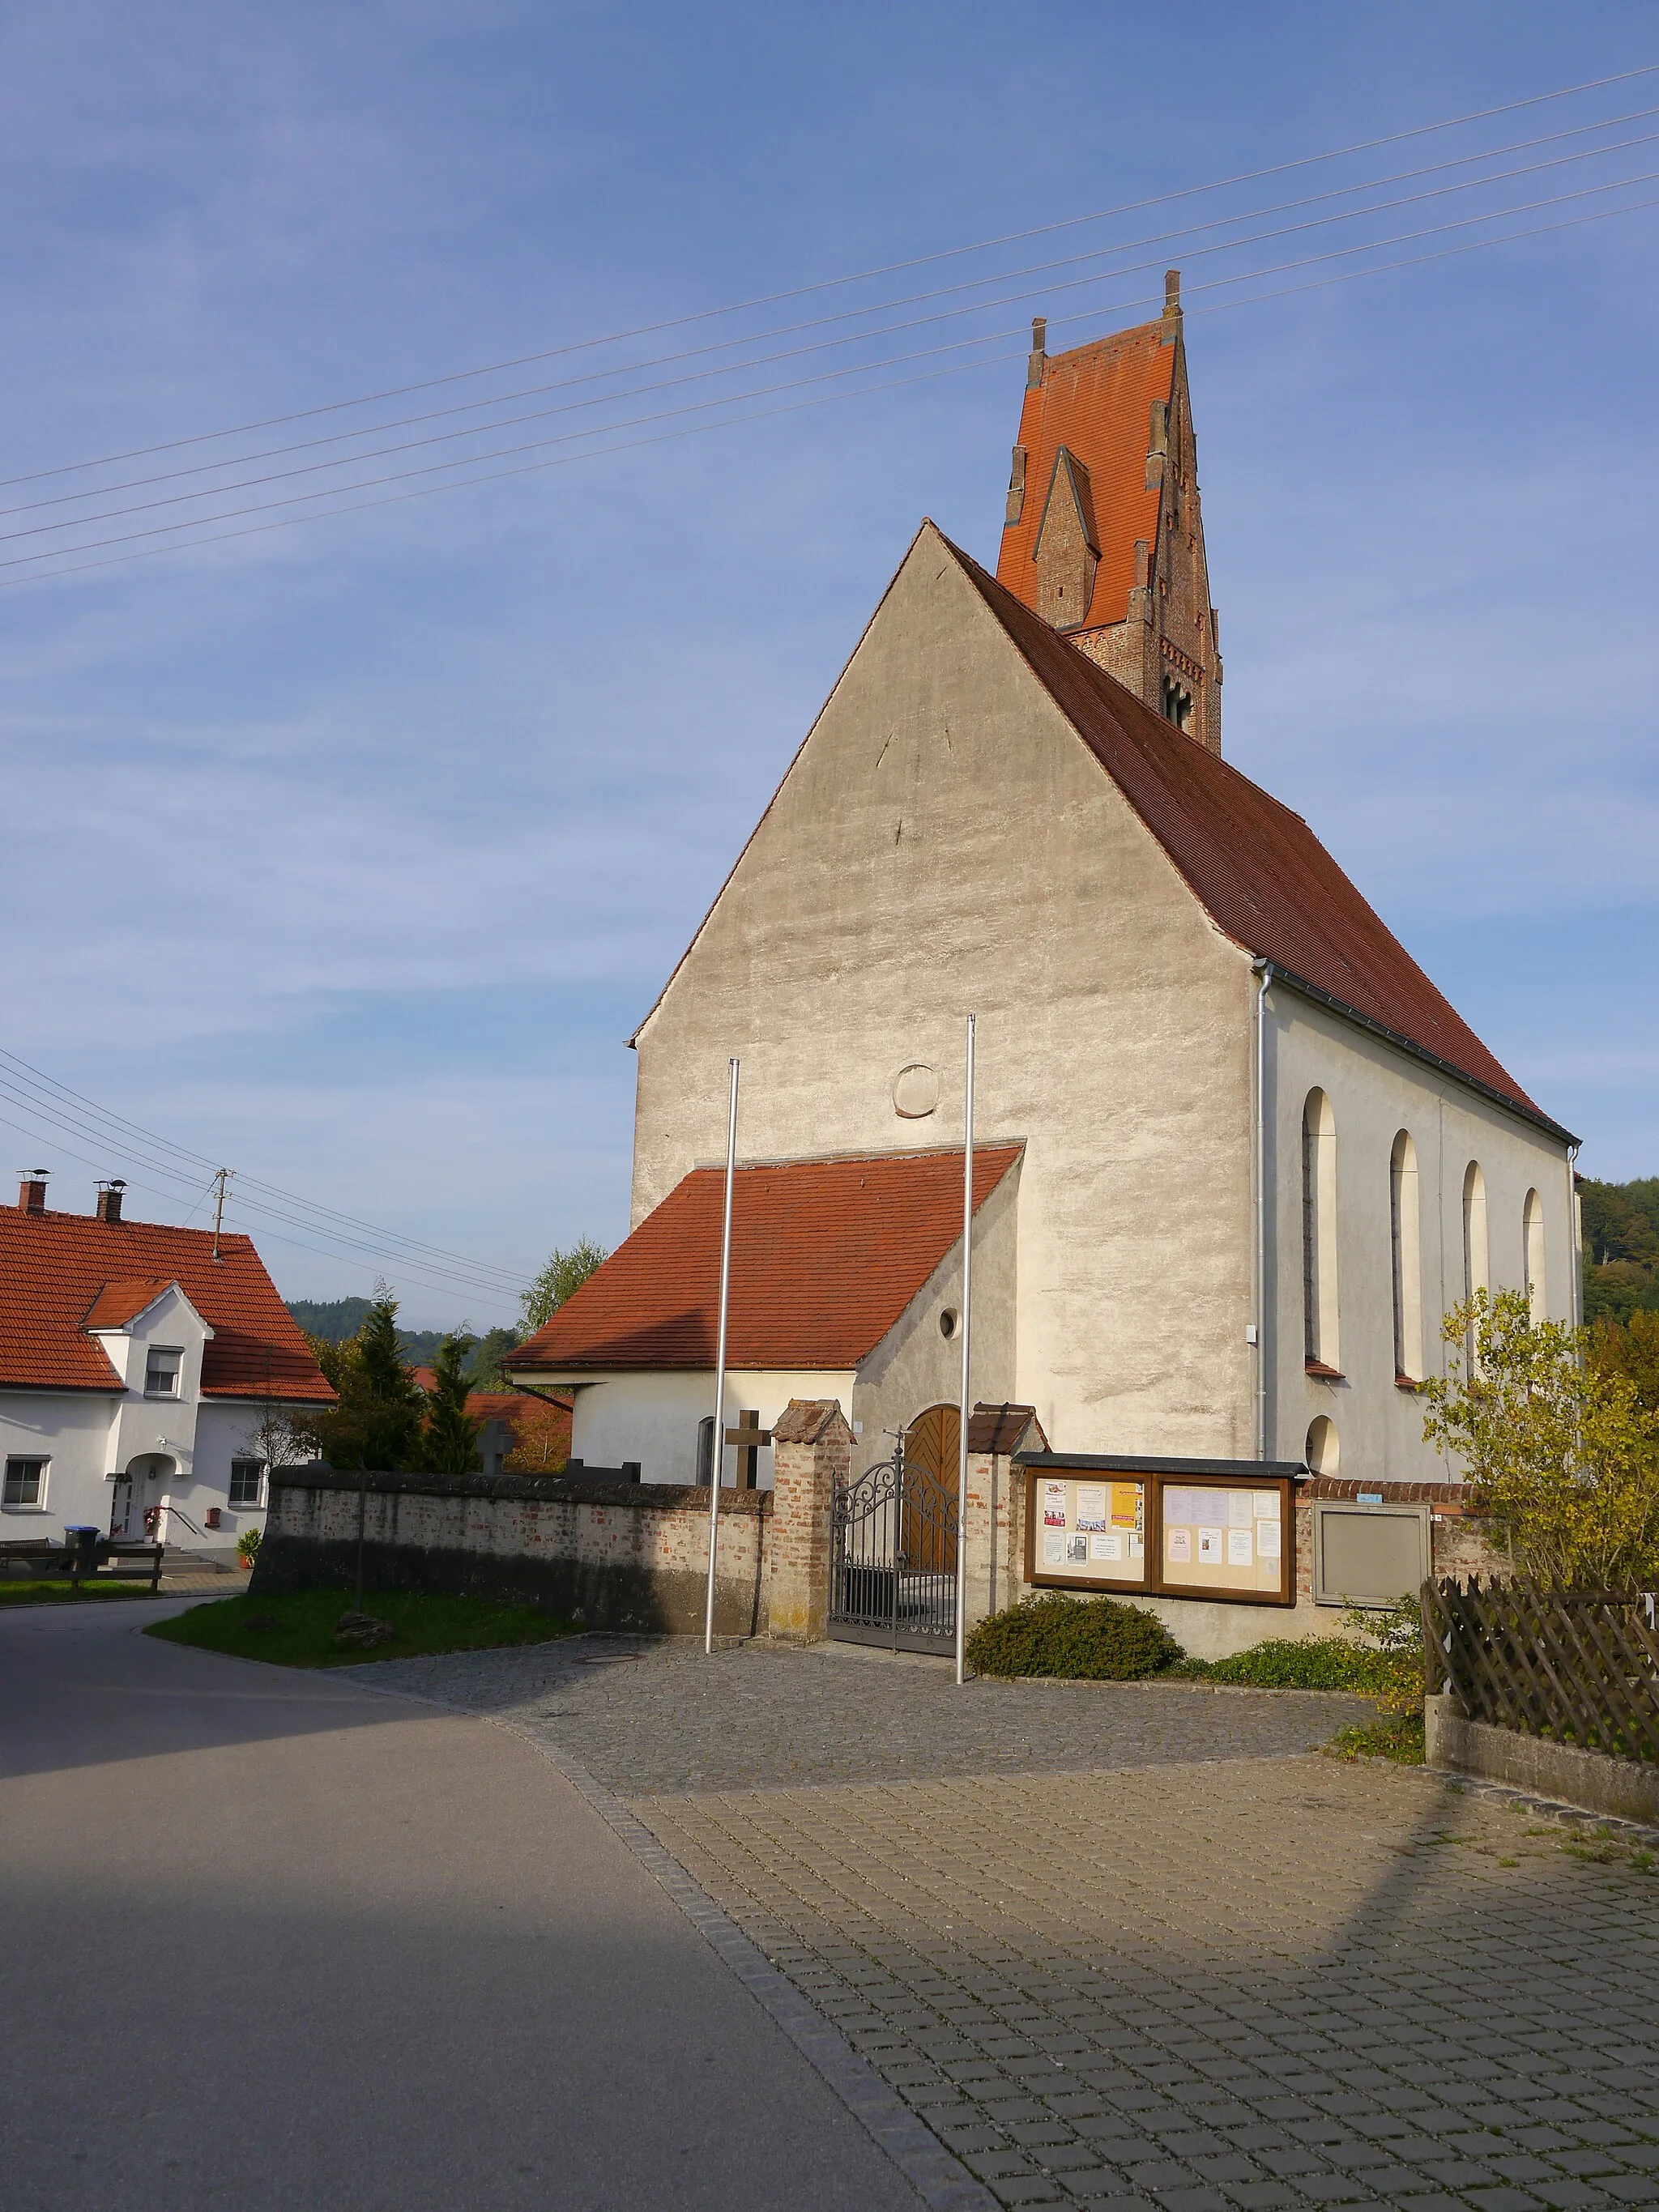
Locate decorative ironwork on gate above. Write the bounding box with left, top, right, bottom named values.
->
left=828, top=1441, right=957, bottom=1651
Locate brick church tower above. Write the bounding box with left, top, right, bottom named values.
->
left=996, top=271, right=1222, bottom=756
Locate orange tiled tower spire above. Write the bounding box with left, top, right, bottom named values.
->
left=996, top=271, right=1222, bottom=756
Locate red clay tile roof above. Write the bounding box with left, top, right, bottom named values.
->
left=996, top=321, right=1174, bottom=629
left=510, top=1146, right=1022, bottom=1375
left=950, top=531, right=1557, bottom=1128
left=83, top=1278, right=181, bottom=1330
left=0, top=1207, right=335, bottom=1400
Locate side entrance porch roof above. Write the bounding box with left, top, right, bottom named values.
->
left=507, top=1144, right=1023, bottom=1377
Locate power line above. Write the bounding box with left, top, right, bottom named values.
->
left=8, top=101, right=1655, bottom=527
left=5, top=164, right=1656, bottom=582
left=0, top=1046, right=528, bottom=1300
left=9, top=183, right=1654, bottom=595
left=5, top=60, right=1655, bottom=492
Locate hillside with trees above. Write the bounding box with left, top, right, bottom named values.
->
left=1580, top=1176, right=1659, bottom=1323
left=284, top=1242, right=608, bottom=1403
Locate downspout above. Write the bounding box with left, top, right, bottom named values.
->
left=1566, top=1139, right=1583, bottom=1331
left=1252, top=960, right=1273, bottom=1460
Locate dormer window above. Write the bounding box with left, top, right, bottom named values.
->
left=145, top=1349, right=182, bottom=1398
left=1161, top=672, right=1193, bottom=731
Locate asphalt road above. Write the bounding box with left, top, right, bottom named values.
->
left=0, top=1601, right=923, bottom=2212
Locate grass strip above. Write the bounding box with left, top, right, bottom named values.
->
left=145, top=1588, right=579, bottom=1668
left=0, top=1578, right=169, bottom=1605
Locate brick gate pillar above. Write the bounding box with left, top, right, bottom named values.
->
left=766, top=1400, right=851, bottom=1645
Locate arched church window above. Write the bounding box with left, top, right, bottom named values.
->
left=1160, top=671, right=1193, bottom=731
left=1390, top=1131, right=1422, bottom=1383
left=1461, top=1162, right=1488, bottom=1303
left=1305, top=1416, right=1339, bottom=1476
left=1523, top=1189, right=1546, bottom=1323
left=696, top=1415, right=714, bottom=1486
left=1303, top=1089, right=1340, bottom=1371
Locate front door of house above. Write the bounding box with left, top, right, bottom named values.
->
left=112, top=1457, right=168, bottom=1541
left=109, top=1475, right=135, bottom=1539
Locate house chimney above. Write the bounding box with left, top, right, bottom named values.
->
left=1026, top=316, right=1047, bottom=389
left=18, top=1170, right=49, bottom=1213
left=96, top=1179, right=126, bottom=1225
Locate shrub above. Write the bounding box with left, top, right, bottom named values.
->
left=236, top=1527, right=262, bottom=1566
left=1202, top=1637, right=1386, bottom=1690
left=1183, top=1600, right=1426, bottom=1712
left=966, top=1592, right=1182, bottom=1681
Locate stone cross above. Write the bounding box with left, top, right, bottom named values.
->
left=724, top=1409, right=772, bottom=1490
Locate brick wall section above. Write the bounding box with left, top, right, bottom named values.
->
left=1292, top=1477, right=1508, bottom=1604
left=257, top=1467, right=771, bottom=1637
left=766, top=1400, right=851, bottom=1644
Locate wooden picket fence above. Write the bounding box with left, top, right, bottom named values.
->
left=1420, top=1577, right=1659, bottom=1764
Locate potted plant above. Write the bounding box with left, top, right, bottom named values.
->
left=236, top=1527, right=262, bottom=1572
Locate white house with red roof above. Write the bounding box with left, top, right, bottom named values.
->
left=505, top=283, right=1576, bottom=1636
left=0, top=1173, right=334, bottom=1557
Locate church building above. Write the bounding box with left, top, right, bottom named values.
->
left=506, top=275, right=1576, bottom=1640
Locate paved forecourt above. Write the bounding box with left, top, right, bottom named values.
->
left=377, top=1636, right=1659, bottom=2212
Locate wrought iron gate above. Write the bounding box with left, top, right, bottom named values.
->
left=828, top=1443, right=957, bottom=1652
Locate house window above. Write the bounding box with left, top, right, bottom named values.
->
left=1302, top=1089, right=1340, bottom=1370
left=3, top=1457, right=47, bottom=1508
left=1389, top=1131, right=1422, bottom=1382
left=1523, top=1189, right=1546, bottom=1323
left=145, top=1349, right=182, bottom=1398
left=228, top=1460, right=265, bottom=1509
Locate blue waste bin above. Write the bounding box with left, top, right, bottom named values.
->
left=63, top=1526, right=101, bottom=1574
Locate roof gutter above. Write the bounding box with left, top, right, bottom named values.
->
left=1264, top=963, right=1579, bottom=1149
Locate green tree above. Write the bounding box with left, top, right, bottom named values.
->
left=305, top=1291, right=424, bottom=1472
left=1590, top=1309, right=1659, bottom=1420
left=463, top=1326, right=520, bottom=1391
left=420, top=1332, right=483, bottom=1474
left=1421, top=1288, right=1659, bottom=1589
left=518, top=1238, right=608, bottom=1338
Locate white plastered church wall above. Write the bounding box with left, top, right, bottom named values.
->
left=631, top=526, right=1256, bottom=1460
left=1266, top=986, right=1573, bottom=1485
left=569, top=1370, right=858, bottom=1486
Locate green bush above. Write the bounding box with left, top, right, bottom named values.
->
left=1201, top=1636, right=1393, bottom=1690
left=966, top=1592, right=1182, bottom=1681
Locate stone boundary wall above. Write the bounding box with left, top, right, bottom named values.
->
left=255, top=1466, right=770, bottom=1637
left=1426, top=1694, right=1659, bottom=1826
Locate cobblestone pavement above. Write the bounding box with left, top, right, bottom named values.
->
left=365, top=1639, right=1659, bottom=2211
left=638, top=1764, right=1659, bottom=2211
left=361, top=1635, right=1377, bottom=1794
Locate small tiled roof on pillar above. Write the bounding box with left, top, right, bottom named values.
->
left=966, top=1402, right=1048, bottom=1455
left=508, top=1145, right=1023, bottom=1375
left=771, top=1400, right=851, bottom=1447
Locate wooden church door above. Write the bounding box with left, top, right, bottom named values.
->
left=902, top=1405, right=959, bottom=1574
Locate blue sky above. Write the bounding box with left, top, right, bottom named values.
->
left=2, top=2, right=1656, bottom=1327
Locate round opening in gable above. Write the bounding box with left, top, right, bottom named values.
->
left=939, top=1310, right=958, bottom=1340
left=892, top=1063, right=940, bottom=1119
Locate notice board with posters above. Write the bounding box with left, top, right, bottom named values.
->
left=1021, top=1455, right=1302, bottom=1606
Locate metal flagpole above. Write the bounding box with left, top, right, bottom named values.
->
left=704, top=1058, right=740, bottom=1656
left=955, top=1013, right=976, bottom=1688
